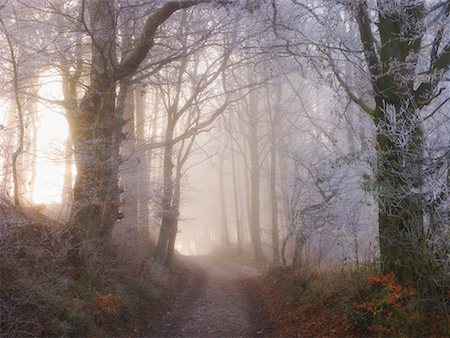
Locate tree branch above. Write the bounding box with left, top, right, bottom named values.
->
left=327, top=53, right=375, bottom=116
left=355, top=1, right=381, bottom=85
left=113, top=0, right=232, bottom=81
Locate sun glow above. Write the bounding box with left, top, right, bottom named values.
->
left=33, top=71, right=70, bottom=204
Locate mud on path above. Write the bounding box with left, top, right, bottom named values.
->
left=143, top=255, right=273, bottom=337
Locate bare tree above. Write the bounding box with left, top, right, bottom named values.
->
left=58, top=0, right=248, bottom=263
left=0, top=16, right=25, bottom=207
left=153, top=8, right=237, bottom=264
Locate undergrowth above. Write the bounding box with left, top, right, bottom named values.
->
left=350, top=271, right=449, bottom=337
left=259, top=263, right=449, bottom=337
left=0, top=200, right=186, bottom=337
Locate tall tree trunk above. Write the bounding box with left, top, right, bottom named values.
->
left=67, top=82, right=121, bottom=261
left=66, top=0, right=121, bottom=262
left=219, top=144, right=230, bottom=246
left=24, top=81, right=39, bottom=204
left=1, top=102, right=16, bottom=196
left=166, top=168, right=181, bottom=266
left=244, top=149, right=251, bottom=245
left=270, top=131, right=280, bottom=265
left=267, top=83, right=280, bottom=265
left=166, top=129, right=197, bottom=265
left=60, top=61, right=80, bottom=211
left=375, top=104, right=424, bottom=282
left=62, top=131, right=73, bottom=207
left=155, top=11, right=189, bottom=263
left=155, top=120, right=176, bottom=262
left=11, top=98, right=24, bottom=207
left=135, top=86, right=150, bottom=237
left=248, top=90, right=264, bottom=262
left=354, top=1, right=434, bottom=283
left=119, top=79, right=139, bottom=231
left=63, top=0, right=214, bottom=263
left=374, top=11, right=426, bottom=281
left=4, top=28, right=25, bottom=207
left=230, top=139, right=242, bottom=253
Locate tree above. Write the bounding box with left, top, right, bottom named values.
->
left=61, top=0, right=244, bottom=262
left=334, top=0, right=450, bottom=282
left=280, top=0, right=450, bottom=282
left=0, top=16, right=25, bottom=207
left=243, top=81, right=266, bottom=262
left=265, top=0, right=450, bottom=278
left=265, top=81, right=282, bottom=265
left=152, top=8, right=237, bottom=264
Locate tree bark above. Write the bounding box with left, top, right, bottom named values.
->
left=353, top=1, right=437, bottom=282
left=64, top=0, right=201, bottom=262
left=27, top=84, right=38, bottom=204
left=166, top=167, right=181, bottom=266
left=66, top=0, right=121, bottom=262
left=119, top=78, right=139, bottom=231
left=270, top=128, right=280, bottom=265
left=3, top=23, right=25, bottom=207
left=247, top=89, right=265, bottom=262
left=135, top=86, right=150, bottom=237
left=219, top=144, right=231, bottom=246
left=62, top=131, right=73, bottom=207
left=230, top=138, right=242, bottom=253
left=1, top=102, right=15, bottom=196
left=60, top=59, right=81, bottom=211
left=267, top=83, right=281, bottom=265
left=154, top=120, right=176, bottom=262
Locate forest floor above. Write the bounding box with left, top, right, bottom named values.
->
left=2, top=197, right=446, bottom=337
left=142, top=254, right=274, bottom=337
left=142, top=253, right=366, bottom=337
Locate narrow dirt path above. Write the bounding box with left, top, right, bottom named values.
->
left=143, top=255, right=272, bottom=337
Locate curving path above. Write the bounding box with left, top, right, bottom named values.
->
left=143, top=255, right=272, bottom=337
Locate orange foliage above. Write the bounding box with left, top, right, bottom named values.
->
left=244, top=276, right=360, bottom=337
left=367, top=272, right=403, bottom=307
left=93, top=293, right=121, bottom=315
left=360, top=272, right=425, bottom=336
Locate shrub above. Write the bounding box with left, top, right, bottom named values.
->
left=352, top=272, right=444, bottom=337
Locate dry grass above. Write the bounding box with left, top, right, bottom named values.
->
left=0, top=199, right=188, bottom=337
left=251, top=265, right=370, bottom=337
left=252, top=263, right=448, bottom=337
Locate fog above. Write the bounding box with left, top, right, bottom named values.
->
left=0, top=0, right=448, bottom=273
left=2, top=2, right=449, bottom=336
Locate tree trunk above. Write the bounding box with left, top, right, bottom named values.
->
left=219, top=144, right=231, bottom=246
left=270, top=132, right=280, bottom=265
left=248, top=90, right=264, bottom=262
left=66, top=84, right=121, bottom=261
left=60, top=60, right=80, bottom=210
left=119, top=79, right=139, bottom=231
left=375, top=103, right=424, bottom=282
left=230, top=139, right=242, bottom=253
left=166, top=168, right=181, bottom=266
left=6, top=31, right=24, bottom=207
left=62, top=0, right=218, bottom=264
left=292, top=234, right=305, bottom=269
left=267, top=83, right=281, bottom=265
left=375, top=8, right=425, bottom=281
left=66, top=0, right=121, bottom=263
left=62, top=131, right=73, bottom=207
left=154, top=120, right=176, bottom=262
left=1, top=103, right=15, bottom=196
left=27, top=86, right=38, bottom=204
left=135, top=86, right=150, bottom=237
left=353, top=1, right=434, bottom=283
